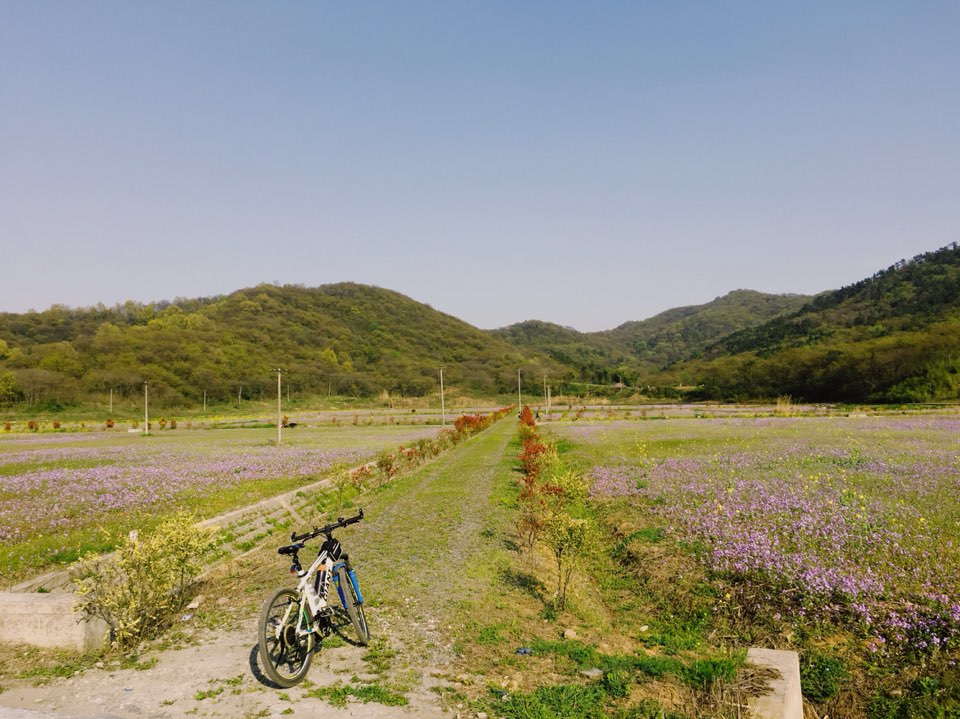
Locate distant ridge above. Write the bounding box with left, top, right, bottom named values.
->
left=492, top=290, right=809, bottom=382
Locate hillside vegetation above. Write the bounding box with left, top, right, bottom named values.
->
left=493, top=290, right=809, bottom=386
left=0, top=283, right=558, bottom=409
left=682, top=244, right=960, bottom=402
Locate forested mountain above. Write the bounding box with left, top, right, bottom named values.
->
left=597, top=289, right=810, bottom=368
left=683, top=244, right=960, bottom=402
left=0, top=283, right=561, bottom=407
left=490, top=320, right=633, bottom=385
left=493, top=290, right=809, bottom=384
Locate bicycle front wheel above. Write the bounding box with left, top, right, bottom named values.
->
left=336, top=565, right=370, bottom=645
left=258, top=588, right=315, bottom=687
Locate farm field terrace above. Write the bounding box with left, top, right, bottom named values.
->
left=0, top=423, right=440, bottom=586
left=548, top=413, right=960, bottom=716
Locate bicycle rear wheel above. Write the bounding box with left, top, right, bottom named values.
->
left=258, top=588, right=315, bottom=687
left=336, top=565, right=370, bottom=645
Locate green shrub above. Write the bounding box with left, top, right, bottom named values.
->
left=544, top=513, right=595, bottom=609
left=72, top=513, right=219, bottom=648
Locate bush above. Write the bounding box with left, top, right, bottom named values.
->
left=519, top=405, right=536, bottom=427
left=72, top=513, right=219, bottom=649
left=544, top=513, right=595, bottom=609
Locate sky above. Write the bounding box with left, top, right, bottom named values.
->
left=1, top=1, right=958, bottom=332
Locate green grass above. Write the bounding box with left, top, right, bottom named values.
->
left=496, top=683, right=608, bottom=719
left=362, top=638, right=397, bottom=675
left=194, top=687, right=224, bottom=700
left=305, top=682, right=408, bottom=708
left=14, top=658, right=89, bottom=682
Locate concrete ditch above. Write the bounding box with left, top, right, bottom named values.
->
left=747, top=647, right=804, bottom=719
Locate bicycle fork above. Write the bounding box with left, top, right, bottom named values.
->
left=332, top=554, right=364, bottom=606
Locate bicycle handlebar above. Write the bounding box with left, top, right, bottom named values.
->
left=289, top=509, right=364, bottom=544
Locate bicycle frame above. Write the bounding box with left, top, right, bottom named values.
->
left=277, top=541, right=362, bottom=641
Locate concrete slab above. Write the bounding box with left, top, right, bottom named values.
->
left=0, top=592, right=109, bottom=652
left=747, top=647, right=803, bottom=719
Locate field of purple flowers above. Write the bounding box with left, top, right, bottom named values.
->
left=555, top=415, right=960, bottom=658
left=0, top=424, right=438, bottom=584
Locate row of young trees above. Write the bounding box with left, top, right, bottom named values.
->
left=515, top=406, right=595, bottom=609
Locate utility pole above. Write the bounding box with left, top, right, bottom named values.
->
left=109, top=388, right=113, bottom=414
left=143, top=381, right=149, bottom=436
left=439, top=365, right=446, bottom=426
left=272, top=369, right=283, bottom=447
left=517, top=369, right=522, bottom=413
left=203, top=390, right=207, bottom=413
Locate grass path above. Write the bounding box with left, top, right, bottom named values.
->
left=348, top=416, right=515, bottom=669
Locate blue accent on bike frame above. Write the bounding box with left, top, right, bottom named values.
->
left=348, top=569, right=363, bottom=604
left=331, top=560, right=364, bottom=606
left=332, top=561, right=347, bottom=608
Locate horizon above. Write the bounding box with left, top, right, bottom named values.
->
left=2, top=2, right=958, bottom=331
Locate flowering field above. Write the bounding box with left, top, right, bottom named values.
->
left=553, top=415, right=960, bottom=658
left=0, top=424, right=439, bottom=584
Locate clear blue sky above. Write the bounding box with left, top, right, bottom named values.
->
left=2, top=1, right=958, bottom=331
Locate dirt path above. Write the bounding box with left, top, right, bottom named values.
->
left=0, top=420, right=517, bottom=719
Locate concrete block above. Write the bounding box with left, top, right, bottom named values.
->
left=0, top=592, right=109, bottom=652
left=747, top=647, right=803, bottom=719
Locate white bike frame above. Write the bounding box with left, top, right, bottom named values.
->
left=278, top=548, right=349, bottom=639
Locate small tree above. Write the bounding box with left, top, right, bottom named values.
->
left=72, top=513, right=218, bottom=649
left=544, top=513, right=594, bottom=610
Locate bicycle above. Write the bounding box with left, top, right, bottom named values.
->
left=257, top=509, right=370, bottom=687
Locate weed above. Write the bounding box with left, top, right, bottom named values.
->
left=495, top=683, right=607, bottom=719
left=477, top=624, right=504, bottom=645
left=194, top=687, right=223, bottom=700
left=680, top=656, right=740, bottom=690
left=362, top=637, right=397, bottom=675
left=306, top=682, right=407, bottom=708
left=14, top=658, right=89, bottom=683
left=601, top=669, right=631, bottom=698
left=118, top=653, right=158, bottom=671
left=800, top=651, right=847, bottom=702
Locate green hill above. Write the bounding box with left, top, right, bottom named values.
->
left=491, top=320, right=633, bottom=385
left=0, top=283, right=559, bottom=408
left=598, top=289, right=810, bottom=368
left=492, top=290, right=809, bottom=386
left=685, top=244, right=960, bottom=402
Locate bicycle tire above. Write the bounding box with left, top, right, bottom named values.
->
left=336, top=565, right=370, bottom=645
left=257, top=587, right=315, bottom=687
